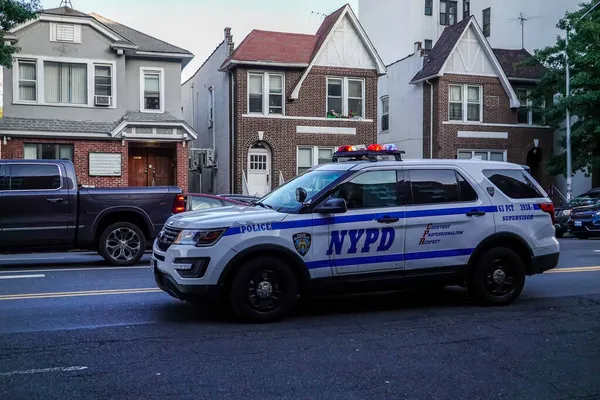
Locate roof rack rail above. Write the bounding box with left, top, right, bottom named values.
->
left=332, top=149, right=405, bottom=162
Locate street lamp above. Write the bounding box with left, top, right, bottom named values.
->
left=564, top=0, right=600, bottom=201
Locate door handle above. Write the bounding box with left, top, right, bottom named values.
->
left=466, top=210, right=486, bottom=217
left=376, top=216, right=399, bottom=224
left=47, top=197, right=64, bottom=203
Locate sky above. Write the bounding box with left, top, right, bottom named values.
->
left=38, top=0, right=359, bottom=82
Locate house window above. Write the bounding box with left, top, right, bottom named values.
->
left=44, top=61, right=87, bottom=104
left=248, top=72, right=284, bottom=115
left=381, top=96, right=389, bottom=131
left=24, top=143, right=74, bottom=161
left=424, top=39, right=433, bottom=55
left=458, top=149, right=506, bottom=161
left=463, top=0, right=470, bottom=18
left=141, top=68, right=164, bottom=112
left=297, top=146, right=335, bottom=175
left=327, top=77, right=365, bottom=118
left=425, top=0, right=433, bottom=15
left=517, top=89, right=545, bottom=125
left=483, top=8, right=491, bottom=37
left=440, top=0, right=457, bottom=25
left=94, top=65, right=112, bottom=101
left=448, top=84, right=482, bottom=122
left=17, top=60, right=37, bottom=102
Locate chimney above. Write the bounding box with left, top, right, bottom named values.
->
left=224, top=27, right=234, bottom=56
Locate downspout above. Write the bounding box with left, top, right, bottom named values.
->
left=425, top=79, right=433, bottom=159
left=209, top=86, right=216, bottom=152
left=229, top=71, right=235, bottom=193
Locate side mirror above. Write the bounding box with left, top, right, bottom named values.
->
left=314, top=198, right=347, bottom=214
left=296, top=187, right=308, bottom=203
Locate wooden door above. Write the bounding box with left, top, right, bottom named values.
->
left=148, top=148, right=175, bottom=186
left=128, top=148, right=149, bottom=187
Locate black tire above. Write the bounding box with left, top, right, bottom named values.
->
left=467, top=247, right=526, bottom=306
left=98, top=222, right=146, bottom=266
left=575, top=234, right=590, bottom=240
left=229, top=256, right=299, bottom=323
left=555, top=230, right=564, bottom=239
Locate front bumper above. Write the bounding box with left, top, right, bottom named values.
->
left=153, top=263, right=221, bottom=301
left=568, top=218, right=600, bottom=234
left=530, top=252, right=560, bottom=275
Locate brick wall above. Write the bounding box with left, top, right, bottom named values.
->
left=232, top=66, right=378, bottom=193
left=422, top=74, right=554, bottom=188
left=0, top=138, right=189, bottom=189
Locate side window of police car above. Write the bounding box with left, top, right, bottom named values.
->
left=409, top=169, right=478, bottom=205
left=330, top=170, right=404, bottom=209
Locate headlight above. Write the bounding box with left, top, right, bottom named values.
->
left=595, top=212, right=600, bottom=217
left=173, top=229, right=227, bottom=246
left=564, top=210, right=571, bottom=216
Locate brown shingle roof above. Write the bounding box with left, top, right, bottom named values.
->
left=493, top=48, right=547, bottom=81
left=411, top=17, right=472, bottom=83
left=225, top=30, right=319, bottom=64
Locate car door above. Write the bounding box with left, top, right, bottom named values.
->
left=2, top=162, right=73, bottom=248
left=319, top=168, right=407, bottom=275
left=0, top=164, right=7, bottom=245
left=403, top=167, right=495, bottom=272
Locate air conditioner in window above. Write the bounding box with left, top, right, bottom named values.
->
left=94, top=95, right=111, bottom=106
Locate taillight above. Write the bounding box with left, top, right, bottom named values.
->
left=173, top=194, right=186, bottom=214
left=539, top=202, right=555, bottom=224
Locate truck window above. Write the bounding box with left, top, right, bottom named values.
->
left=0, top=165, right=8, bottom=191
left=9, top=164, right=61, bottom=191
left=483, top=169, right=543, bottom=199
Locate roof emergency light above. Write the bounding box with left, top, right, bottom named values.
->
left=332, top=143, right=404, bottom=162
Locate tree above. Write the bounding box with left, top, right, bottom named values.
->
left=0, top=0, right=42, bottom=69
left=525, top=1, right=600, bottom=177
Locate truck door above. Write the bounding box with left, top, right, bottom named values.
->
left=2, top=162, right=74, bottom=248
left=0, top=164, right=7, bottom=245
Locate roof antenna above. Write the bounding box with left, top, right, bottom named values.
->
left=60, top=0, right=73, bottom=7
left=518, top=12, right=528, bottom=49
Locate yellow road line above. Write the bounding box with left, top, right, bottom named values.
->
left=0, top=287, right=161, bottom=301
left=546, top=266, right=600, bottom=274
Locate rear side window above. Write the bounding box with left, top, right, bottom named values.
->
left=483, top=169, right=543, bottom=199
left=9, top=164, right=61, bottom=190
left=409, top=169, right=479, bottom=205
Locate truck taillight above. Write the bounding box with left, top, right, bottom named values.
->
left=539, top=203, right=555, bottom=224
left=173, top=194, right=186, bottom=214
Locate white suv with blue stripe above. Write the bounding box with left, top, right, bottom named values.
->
left=152, top=146, right=559, bottom=322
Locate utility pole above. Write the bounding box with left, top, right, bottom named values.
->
left=564, top=0, right=600, bottom=201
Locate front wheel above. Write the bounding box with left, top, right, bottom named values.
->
left=98, top=222, right=146, bottom=266
left=467, top=247, right=526, bottom=306
left=229, top=256, right=299, bottom=323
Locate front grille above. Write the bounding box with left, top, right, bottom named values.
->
left=571, top=213, right=593, bottom=220
left=157, top=225, right=182, bottom=251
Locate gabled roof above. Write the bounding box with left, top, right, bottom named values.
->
left=410, top=16, right=521, bottom=108
left=410, top=17, right=471, bottom=83
left=493, top=48, right=547, bottom=81
left=90, top=13, right=192, bottom=55
left=218, top=3, right=386, bottom=89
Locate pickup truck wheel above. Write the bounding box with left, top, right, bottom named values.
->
left=467, top=247, right=526, bottom=306
left=99, top=222, right=146, bottom=266
left=229, top=256, right=298, bottom=323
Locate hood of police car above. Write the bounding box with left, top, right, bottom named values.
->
left=166, top=205, right=286, bottom=229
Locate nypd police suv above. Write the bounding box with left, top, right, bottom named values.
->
left=152, top=144, right=559, bottom=323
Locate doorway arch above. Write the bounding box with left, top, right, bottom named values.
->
left=246, top=142, right=272, bottom=196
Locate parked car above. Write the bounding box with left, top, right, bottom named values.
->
left=567, top=199, right=600, bottom=239
left=217, top=194, right=260, bottom=204
left=185, top=193, right=247, bottom=211
left=555, top=188, right=600, bottom=237
left=0, top=159, right=185, bottom=265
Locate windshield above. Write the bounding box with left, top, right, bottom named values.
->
left=569, top=193, right=600, bottom=206
left=259, top=169, right=346, bottom=212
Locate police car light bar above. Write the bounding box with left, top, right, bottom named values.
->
left=332, top=143, right=405, bottom=162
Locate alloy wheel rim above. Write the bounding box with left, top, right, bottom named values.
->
left=246, top=269, right=284, bottom=312
left=484, top=258, right=516, bottom=296
left=106, top=228, right=141, bottom=262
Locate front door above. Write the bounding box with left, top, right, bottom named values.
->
left=324, top=168, right=406, bottom=275
left=403, top=167, right=495, bottom=272
left=128, top=147, right=175, bottom=187
left=247, top=145, right=271, bottom=196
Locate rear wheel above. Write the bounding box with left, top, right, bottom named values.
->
left=575, top=234, right=590, bottom=240
left=229, top=256, right=298, bottom=323
left=98, top=222, right=146, bottom=266
left=468, top=247, right=526, bottom=306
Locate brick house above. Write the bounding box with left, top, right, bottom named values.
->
left=379, top=16, right=552, bottom=187
left=0, top=6, right=197, bottom=188
left=182, top=4, right=386, bottom=196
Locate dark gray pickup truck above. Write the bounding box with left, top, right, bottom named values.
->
left=0, top=159, right=185, bottom=266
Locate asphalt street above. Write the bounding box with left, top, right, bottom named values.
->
left=0, top=239, right=599, bottom=400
